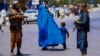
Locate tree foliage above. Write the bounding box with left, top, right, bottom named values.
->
left=48, top=0, right=69, bottom=6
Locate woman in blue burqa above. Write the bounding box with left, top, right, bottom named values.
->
left=37, top=0, right=64, bottom=50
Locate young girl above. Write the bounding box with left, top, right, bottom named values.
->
left=60, top=22, right=69, bottom=49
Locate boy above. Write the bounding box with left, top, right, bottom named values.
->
left=60, top=22, right=69, bottom=49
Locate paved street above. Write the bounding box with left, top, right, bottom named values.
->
left=0, top=10, right=100, bottom=56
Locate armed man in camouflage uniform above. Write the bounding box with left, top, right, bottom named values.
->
left=8, top=1, right=25, bottom=55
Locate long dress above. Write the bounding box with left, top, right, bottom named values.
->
left=76, top=11, right=90, bottom=54
left=37, top=4, right=64, bottom=48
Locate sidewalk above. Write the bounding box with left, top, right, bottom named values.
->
left=89, top=7, right=100, bottom=12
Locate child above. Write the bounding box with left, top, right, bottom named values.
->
left=60, top=22, right=69, bottom=49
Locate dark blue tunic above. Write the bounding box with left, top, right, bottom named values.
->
left=60, top=27, right=68, bottom=43
left=77, top=12, right=89, bottom=53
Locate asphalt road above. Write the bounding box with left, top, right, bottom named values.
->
left=0, top=10, right=100, bottom=56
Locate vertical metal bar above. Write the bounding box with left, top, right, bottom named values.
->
left=9, top=0, right=12, bottom=8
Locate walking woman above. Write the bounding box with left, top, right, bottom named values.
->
left=37, top=0, right=64, bottom=50
left=74, top=4, right=90, bottom=56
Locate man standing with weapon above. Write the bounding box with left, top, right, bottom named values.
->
left=8, top=0, right=26, bottom=55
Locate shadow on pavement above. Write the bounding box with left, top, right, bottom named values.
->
left=41, top=48, right=70, bottom=51
left=50, top=48, right=70, bottom=51
left=14, top=54, right=32, bottom=56
left=49, top=49, right=65, bottom=51
left=0, top=54, right=5, bottom=56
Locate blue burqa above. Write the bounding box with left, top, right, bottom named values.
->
left=37, top=4, right=64, bottom=48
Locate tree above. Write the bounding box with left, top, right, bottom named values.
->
left=58, top=0, right=68, bottom=5
left=47, top=0, right=69, bottom=6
